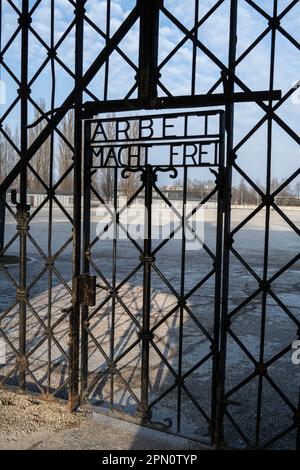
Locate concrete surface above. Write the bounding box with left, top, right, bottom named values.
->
left=0, top=388, right=206, bottom=450
left=31, top=412, right=207, bottom=451
left=0, top=206, right=299, bottom=449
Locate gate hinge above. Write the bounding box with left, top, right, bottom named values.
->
left=73, top=274, right=96, bottom=306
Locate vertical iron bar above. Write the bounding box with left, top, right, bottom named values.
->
left=255, top=0, right=278, bottom=449
left=104, top=0, right=111, bottom=101
left=81, top=120, right=92, bottom=395
left=211, top=112, right=225, bottom=444
left=110, top=166, right=118, bottom=409
left=46, top=0, right=56, bottom=395
left=81, top=121, right=93, bottom=395
left=191, top=0, right=199, bottom=95
left=136, top=165, right=155, bottom=421
left=18, top=0, right=30, bottom=391
left=69, top=0, right=84, bottom=411
left=137, top=0, right=161, bottom=106
left=215, top=0, right=238, bottom=448
left=104, top=2, right=114, bottom=402
left=176, top=166, right=187, bottom=432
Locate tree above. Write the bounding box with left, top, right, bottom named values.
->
left=57, top=110, right=74, bottom=192
left=270, top=177, right=280, bottom=193
left=28, top=99, right=51, bottom=190
left=238, top=180, right=246, bottom=205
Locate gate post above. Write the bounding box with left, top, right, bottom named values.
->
left=210, top=114, right=226, bottom=445
left=69, top=0, right=84, bottom=411
left=214, top=0, right=238, bottom=448
left=18, top=0, right=30, bottom=391
left=80, top=121, right=92, bottom=396
left=137, top=0, right=161, bottom=106
left=136, top=165, right=156, bottom=422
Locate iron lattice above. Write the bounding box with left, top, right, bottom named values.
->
left=0, top=0, right=298, bottom=449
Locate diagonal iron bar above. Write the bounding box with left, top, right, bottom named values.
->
left=0, top=6, right=139, bottom=196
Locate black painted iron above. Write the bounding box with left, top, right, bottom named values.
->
left=0, top=0, right=298, bottom=450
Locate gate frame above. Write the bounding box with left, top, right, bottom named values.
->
left=2, top=0, right=297, bottom=450
left=81, top=109, right=226, bottom=444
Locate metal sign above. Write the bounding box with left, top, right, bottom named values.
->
left=86, top=111, right=224, bottom=169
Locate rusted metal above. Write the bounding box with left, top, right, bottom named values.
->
left=73, top=274, right=96, bottom=307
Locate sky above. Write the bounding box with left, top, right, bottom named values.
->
left=0, top=0, right=299, bottom=188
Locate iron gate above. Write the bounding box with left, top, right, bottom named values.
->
left=0, top=0, right=299, bottom=450
left=81, top=111, right=225, bottom=443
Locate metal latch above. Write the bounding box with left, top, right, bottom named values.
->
left=73, top=273, right=96, bottom=306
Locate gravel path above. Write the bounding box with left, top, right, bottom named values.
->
left=0, top=388, right=88, bottom=449
left=0, top=388, right=203, bottom=450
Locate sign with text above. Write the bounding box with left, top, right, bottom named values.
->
left=85, top=110, right=225, bottom=169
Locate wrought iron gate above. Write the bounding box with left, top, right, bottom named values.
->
left=80, top=111, right=225, bottom=443
left=0, top=0, right=299, bottom=450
